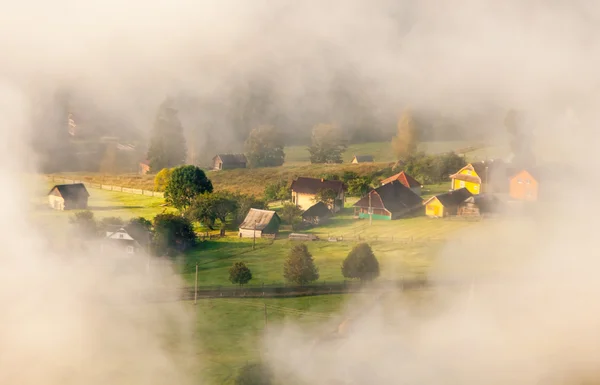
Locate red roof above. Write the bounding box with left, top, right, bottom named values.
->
left=381, top=171, right=421, bottom=188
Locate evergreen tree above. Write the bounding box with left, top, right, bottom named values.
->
left=229, top=262, right=253, bottom=286
left=283, top=244, right=319, bottom=285
left=392, top=109, right=418, bottom=160
left=147, top=98, right=187, bottom=172
left=342, top=243, right=380, bottom=282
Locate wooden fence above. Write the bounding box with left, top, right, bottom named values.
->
left=47, top=176, right=164, bottom=198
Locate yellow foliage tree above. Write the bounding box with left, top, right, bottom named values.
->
left=154, top=167, right=173, bottom=192
left=392, top=109, right=418, bottom=160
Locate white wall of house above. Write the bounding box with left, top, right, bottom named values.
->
left=239, top=228, right=263, bottom=238
left=48, top=195, right=65, bottom=210
left=292, top=191, right=345, bottom=212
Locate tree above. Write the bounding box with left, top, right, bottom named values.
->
left=263, top=180, right=290, bottom=203
left=341, top=171, right=359, bottom=183
left=234, top=362, right=273, bottom=385
left=69, top=210, right=98, bottom=238
left=154, top=168, right=173, bottom=192
left=392, top=109, right=418, bottom=160
left=152, top=214, right=196, bottom=256
left=234, top=194, right=267, bottom=225
left=187, top=192, right=238, bottom=235
left=98, top=216, right=124, bottom=233
left=229, top=262, right=253, bottom=286
left=283, top=244, right=319, bottom=285
left=164, top=165, right=213, bottom=211
left=341, top=243, right=380, bottom=282
left=279, top=202, right=303, bottom=225
left=402, top=152, right=435, bottom=185
left=431, top=152, right=466, bottom=184
left=245, top=125, right=285, bottom=168
left=126, top=217, right=153, bottom=247
left=347, top=177, right=372, bottom=197
left=308, top=123, right=347, bottom=164
left=147, top=98, right=187, bottom=171
left=313, top=188, right=339, bottom=211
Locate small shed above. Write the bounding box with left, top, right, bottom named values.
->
left=101, top=226, right=151, bottom=255
left=302, top=202, right=332, bottom=225
left=380, top=171, right=422, bottom=196
left=351, top=155, right=374, bottom=164
left=212, top=154, right=247, bottom=170
left=239, top=209, right=281, bottom=238
left=423, top=188, right=472, bottom=218
left=48, top=183, right=90, bottom=211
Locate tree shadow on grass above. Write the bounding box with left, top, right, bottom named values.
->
left=88, top=205, right=144, bottom=211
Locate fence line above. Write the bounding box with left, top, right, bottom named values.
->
left=47, top=175, right=164, bottom=198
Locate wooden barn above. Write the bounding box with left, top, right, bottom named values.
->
left=212, top=154, right=247, bottom=170
left=302, top=202, right=332, bottom=225
left=380, top=171, right=422, bottom=196
left=424, top=188, right=472, bottom=218
left=239, top=209, right=281, bottom=238
left=48, top=183, right=90, bottom=211
left=291, top=177, right=346, bottom=213
left=509, top=169, right=539, bottom=201
left=351, top=155, right=374, bottom=164
left=353, top=181, right=423, bottom=220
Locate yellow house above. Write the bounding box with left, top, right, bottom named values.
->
left=424, top=188, right=472, bottom=218
left=449, top=164, right=482, bottom=195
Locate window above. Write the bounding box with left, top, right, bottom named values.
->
left=459, top=181, right=465, bottom=188
left=126, top=246, right=134, bottom=254
left=517, top=179, right=523, bottom=184
left=119, top=233, right=124, bottom=239
left=292, top=195, right=296, bottom=204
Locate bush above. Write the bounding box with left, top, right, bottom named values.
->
left=342, top=243, right=380, bottom=282
left=235, top=363, right=273, bottom=385
left=229, top=262, right=253, bottom=286
left=283, top=244, right=319, bottom=285
left=279, top=202, right=303, bottom=225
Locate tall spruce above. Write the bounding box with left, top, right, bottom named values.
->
left=147, top=98, right=187, bottom=172
left=283, top=244, right=319, bottom=285
left=392, top=109, right=418, bottom=161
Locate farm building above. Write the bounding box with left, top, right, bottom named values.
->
left=239, top=209, right=281, bottom=238
left=353, top=181, right=423, bottom=220
left=460, top=194, right=503, bottom=216
left=424, top=188, right=472, bottom=218
left=48, top=183, right=90, bottom=211
left=212, top=154, right=247, bottom=170
left=380, top=171, right=422, bottom=195
left=351, top=155, right=374, bottom=164
left=139, top=160, right=150, bottom=175
left=101, top=226, right=151, bottom=255
left=450, top=164, right=482, bottom=195
left=302, top=202, right=332, bottom=225
left=509, top=169, right=538, bottom=201
left=290, top=177, right=347, bottom=213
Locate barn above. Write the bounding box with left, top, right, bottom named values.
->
left=353, top=181, right=423, bottom=220
left=380, top=171, right=422, bottom=196
left=239, top=209, right=281, bottom=238
left=302, top=202, right=332, bottom=225
left=424, top=188, right=472, bottom=218
left=48, top=183, right=90, bottom=211
left=351, top=155, right=374, bottom=164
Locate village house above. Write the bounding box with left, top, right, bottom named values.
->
left=48, top=183, right=90, bottom=211
left=424, top=188, right=472, bottom=218
left=239, top=209, right=281, bottom=238
left=509, top=169, right=539, bottom=201
left=449, top=164, right=482, bottom=195
left=380, top=171, right=422, bottom=196
left=301, top=202, right=332, bottom=225
left=290, top=177, right=347, bottom=213
left=212, top=154, right=247, bottom=171
left=139, top=160, right=150, bottom=175
left=353, top=181, right=423, bottom=220
left=101, top=226, right=151, bottom=255
left=351, top=155, right=374, bottom=164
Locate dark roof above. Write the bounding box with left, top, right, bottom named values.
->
left=302, top=202, right=332, bottom=218
left=104, top=225, right=152, bottom=246
left=214, top=154, right=247, bottom=165
left=381, top=171, right=421, bottom=188
left=425, top=188, right=472, bottom=207
left=353, top=155, right=374, bottom=163
left=48, top=183, right=90, bottom=200
left=240, top=209, right=280, bottom=230
left=290, top=177, right=346, bottom=195
left=353, top=181, right=422, bottom=213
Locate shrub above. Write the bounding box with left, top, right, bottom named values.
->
left=229, top=262, right=253, bottom=286
left=341, top=243, right=380, bottom=282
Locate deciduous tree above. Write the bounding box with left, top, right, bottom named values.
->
left=392, top=109, right=418, bottom=160
left=245, top=125, right=285, bottom=168
left=283, top=244, right=319, bottom=285
left=263, top=180, right=290, bottom=203
left=313, top=188, right=339, bottom=211
left=147, top=98, right=187, bottom=171
left=342, top=243, right=380, bottom=282
left=154, top=167, right=173, bottom=192
left=187, top=192, right=238, bottom=235
left=308, top=123, right=347, bottom=164
left=279, top=202, right=303, bottom=225
left=152, top=213, right=196, bottom=256
left=229, top=262, right=253, bottom=286
left=164, top=165, right=213, bottom=211
left=69, top=210, right=98, bottom=238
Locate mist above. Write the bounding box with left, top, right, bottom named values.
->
left=2, top=0, right=600, bottom=384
